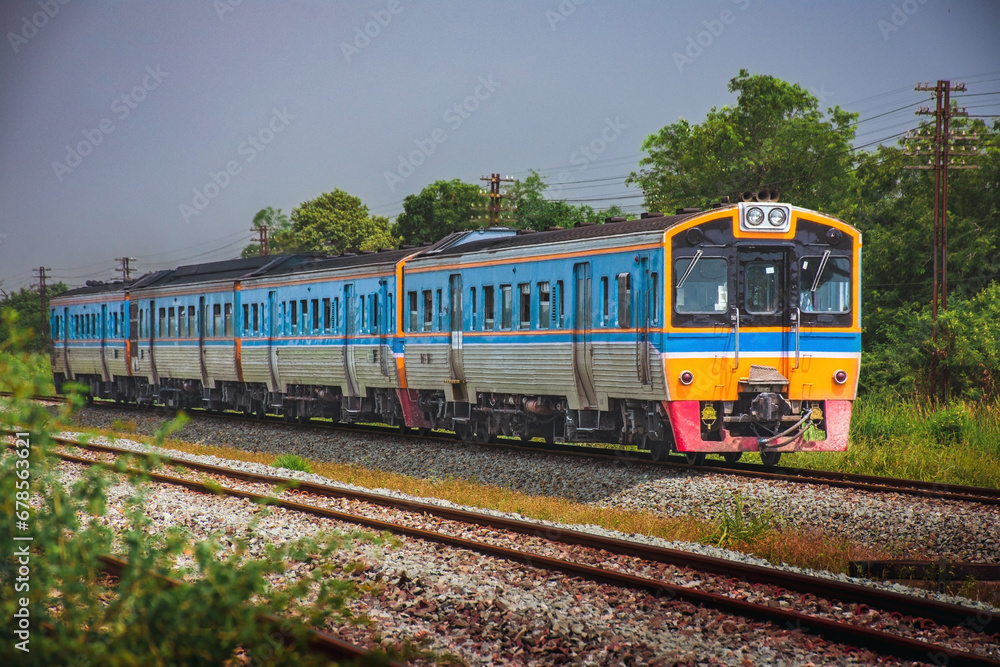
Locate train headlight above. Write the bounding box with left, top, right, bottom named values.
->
left=833, top=370, right=848, bottom=385
left=746, top=207, right=764, bottom=226
left=679, top=370, right=694, bottom=386
left=768, top=208, right=786, bottom=227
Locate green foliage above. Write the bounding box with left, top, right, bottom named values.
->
left=0, top=320, right=395, bottom=666
left=782, top=394, right=1000, bottom=489
left=0, top=282, right=69, bottom=353
left=277, top=189, right=399, bottom=255
left=505, top=171, right=634, bottom=231
left=395, top=179, right=483, bottom=245
left=709, top=492, right=782, bottom=548
left=863, top=282, right=1000, bottom=401
left=242, top=206, right=292, bottom=257
left=628, top=69, right=859, bottom=215
left=273, top=453, right=313, bottom=473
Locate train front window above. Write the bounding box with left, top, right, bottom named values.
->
left=799, top=256, right=850, bottom=313
left=745, top=261, right=781, bottom=314
left=674, top=257, right=728, bottom=314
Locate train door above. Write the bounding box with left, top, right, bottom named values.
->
left=378, top=279, right=391, bottom=377
left=266, top=291, right=279, bottom=391
left=63, top=307, right=72, bottom=378
left=448, top=274, right=466, bottom=395
left=128, top=301, right=137, bottom=375
left=633, top=256, right=652, bottom=385
left=342, top=284, right=360, bottom=402
left=736, top=247, right=792, bottom=376
left=100, top=304, right=110, bottom=382
left=148, top=300, right=158, bottom=384
left=572, top=262, right=598, bottom=408
left=198, top=296, right=208, bottom=387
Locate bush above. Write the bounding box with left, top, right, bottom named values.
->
left=0, top=321, right=392, bottom=666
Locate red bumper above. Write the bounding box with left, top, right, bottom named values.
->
left=666, top=400, right=851, bottom=453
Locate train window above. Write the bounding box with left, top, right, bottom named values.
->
left=674, top=257, right=728, bottom=314
left=650, top=273, right=659, bottom=324
left=436, top=289, right=443, bottom=331
left=519, top=283, right=531, bottom=329
left=407, top=292, right=417, bottom=332
left=388, top=293, right=394, bottom=331
left=299, top=300, right=307, bottom=334
left=745, top=262, right=780, bottom=314
left=617, top=273, right=632, bottom=328
left=158, top=308, right=166, bottom=337
left=289, top=301, right=297, bottom=333
left=188, top=306, right=196, bottom=337
left=333, top=297, right=340, bottom=333
left=372, top=293, right=379, bottom=331
left=178, top=307, right=186, bottom=338
left=422, top=291, right=433, bottom=331
left=483, top=286, right=495, bottom=330
left=500, top=285, right=512, bottom=330
left=538, top=282, right=550, bottom=330
left=322, top=298, right=331, bottom=332
left=252, top=304, right=260, bottom=334
left=213, top=304, right=223, bottom=337
left=241, top=305, right=249, bottom=335
left=470, top=287, right=477, bottom=331
left=225, top=303, right=234, bottom=337
left=555, top=281, right=565, bottom=328
left=311, top=299, right=319, bottom=333
left=600, top=277, right=610, bottom=326
left=168, top=308, right=175, bottom=338
left=137, top=311, right=143, bottom=339
left=360, top=295, right=367, bottom=332
left=799, top=256, right=850, bottom=313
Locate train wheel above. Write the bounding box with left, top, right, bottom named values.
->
left=722, top=452, right=743, bottom=464
left=454, top=424, right=472, bottom=442
left=760, top=451, right=781, bottom=467
left=684, top=452, right=706, bottom=466
left=649, top=439, right=669, bottom=462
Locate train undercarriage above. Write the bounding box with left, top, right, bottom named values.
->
left=54, top=372, right=830, bottom=467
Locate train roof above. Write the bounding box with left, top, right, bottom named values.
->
left=53, top=280, right=132, bottom=300
left=424, top=210, right=704, bottom=258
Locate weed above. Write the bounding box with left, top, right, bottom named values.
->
left=273, top=453, right=312, bottom=473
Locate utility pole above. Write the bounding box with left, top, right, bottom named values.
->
left=252, top=224, right=269, bottom=256
left=475, top=173, right=515, bottom=226
left=115, top=257, right=137, bottom=282
left=34, top=266, right=51, bottom=351
left=903, top=80, right=979, bottom=400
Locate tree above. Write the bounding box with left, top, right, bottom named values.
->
left=627, top=69, right=859, bottom=216
left=242, top=206, right=291, bottom=258
left=394, top=179, right=483, bottom=245
left=0, top=283, right=69, bottom=353
left=507, top=171, right=595, bottom=230
left=276, top=189, right=398, bottom=255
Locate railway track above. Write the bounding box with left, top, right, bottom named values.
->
left=25, top=391, right=1000, bottom=508
left=11, top=430, right=999, bottom=666
left=94, top=554, right=405, bottom=666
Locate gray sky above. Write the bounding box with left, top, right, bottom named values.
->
left=2, top=0, right=998, bottom=291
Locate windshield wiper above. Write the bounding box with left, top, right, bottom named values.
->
left=809, top=250, right=832, bottom=294
left=676, top=249, right=703, bottom=289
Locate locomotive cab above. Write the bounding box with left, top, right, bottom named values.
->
left=663, top=199, right=861, bottom=464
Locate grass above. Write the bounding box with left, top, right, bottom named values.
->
left=272, top=453, right=312, bottom=473
left=779, top=393, right=1000, bottom=490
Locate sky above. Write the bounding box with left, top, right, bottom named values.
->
left=1, top=0, right=998, bottom=292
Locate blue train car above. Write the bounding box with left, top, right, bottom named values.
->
left=50, top=282, right=130, bottom=398
left=401, top=217, right=670, bottom=445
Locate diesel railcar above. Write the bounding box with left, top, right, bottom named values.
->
left=51, top=200, right=860, bottom=466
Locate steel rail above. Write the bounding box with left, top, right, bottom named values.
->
left=95, top=554, right=405, bottom=665
left=24, top=437, right=1000, bottom=665
left=60, top=396, right=1000, bottom=506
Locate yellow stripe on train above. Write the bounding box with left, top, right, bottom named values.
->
left=663, top=354, right=860, bottom=401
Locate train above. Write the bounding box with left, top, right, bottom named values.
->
left=50, top=196, right=861, bottom=467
